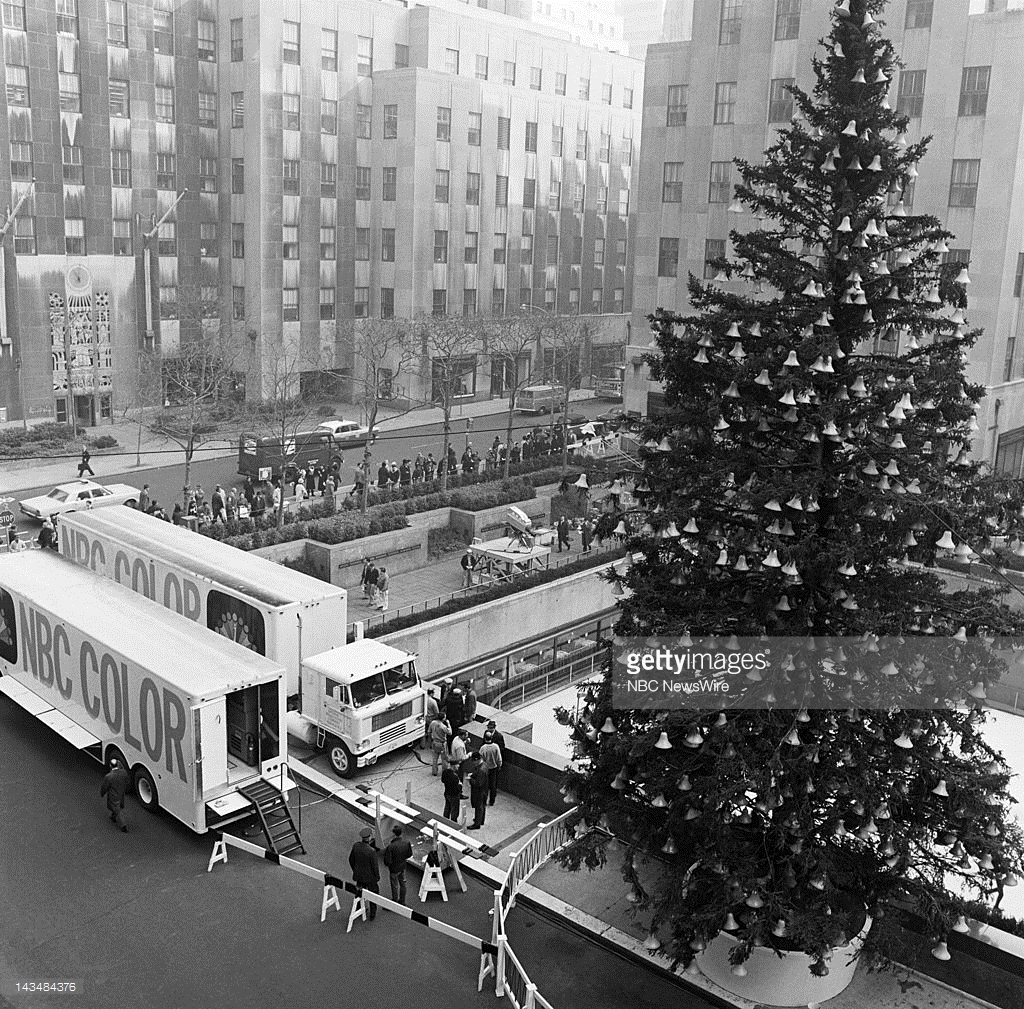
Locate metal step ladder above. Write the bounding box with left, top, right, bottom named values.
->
left=236, top=779, right=305, bottom=857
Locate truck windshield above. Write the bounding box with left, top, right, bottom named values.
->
left=383, top=662, right=418, bottom=694
left=350, top=673, right=387, bottom=707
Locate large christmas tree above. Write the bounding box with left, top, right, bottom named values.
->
left=561, top=0, right=1024, bottom=976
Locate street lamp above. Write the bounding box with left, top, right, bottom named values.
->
left=141, top=189, right=189, bottom=345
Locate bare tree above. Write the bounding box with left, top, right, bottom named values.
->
left=349, top=317, right=419, bottom=514
left=121, top=349, right=164, bottom=469
left=542, top=316, right=594, bottom=475
left=418, top=314, right=482, bottom=491
left=487, top=314, right=542, bottom=478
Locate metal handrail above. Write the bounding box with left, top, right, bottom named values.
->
left=491, top=648, right=605, bottom=713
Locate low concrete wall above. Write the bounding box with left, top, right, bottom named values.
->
left=406, top=507, right=455, bottom=533
left=382, top=559, right=619, bottom=676
left=328, top=524, right=428, bottom=589
left=449, top=494, right=552, bottom=542
left=251, top=539, right=308, bottom=565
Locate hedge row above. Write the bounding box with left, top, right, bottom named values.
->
left=224, top=510, right=409, bottom=550
left=359, top=546, right=627, bottom=639
left=200, top=497, right=337, bottom=542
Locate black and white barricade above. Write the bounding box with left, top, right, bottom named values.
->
left=207, top=832, right=500, bottom=993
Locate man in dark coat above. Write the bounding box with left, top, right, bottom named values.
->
left=443, top=685, right=466, bottom=730
left=77, top=448, right=94, bottom=477
left=382, top=825, right=413, bottom=905
left=399, top=459, right=412, bottom=486
left=467, top=755, right=489, bottom=829
left=100, top=758, right=130, bottom=832
left=581, top=517, right=593, bottom=554
left=441, top=764, right=462, bottom=822
left=485, top=720, right=506, bottom=761
left=348, top=826, right=380, bottom=919
left=556, top=515, right=571, bottom=553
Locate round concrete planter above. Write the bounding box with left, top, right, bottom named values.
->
left=695, top=915, right=872, bottom=1007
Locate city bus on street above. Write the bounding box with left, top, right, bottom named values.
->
left=238, top=430, right=344, bottom=482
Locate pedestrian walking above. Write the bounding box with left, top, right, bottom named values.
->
left=212, top=485, right=226, bottom=524
left=423, top=687, right=439, bottom=747
left=467, top=755, right=489, bottom=830
left=429, top=714, right=451, bottom=775
left=461, top=549, right=477, bottom=588
left=425, top=453, right=437, bottom=481
left=138, top=484, right=151, bottom=514
left=100, top=758, right=130, bottom=832
left=360, top=558, right=374, bottom=600
left=556, top=514, right=572, bottom=553
left=480, top=732, right=503, bottom=806
left=581, top=517, right=593, bottom=554
left=382, top=825, right=413, bottom=905
left=366, top=561, right=380, bottom=607
left=348, top=826, right=380, bottom=919
left=77, top=448, right=94, bottom=477
left=450, top=729, right=469, bottom=774
left=441, top=764, right=462, bottom=821
left=376, top=566, right=390, bottom=611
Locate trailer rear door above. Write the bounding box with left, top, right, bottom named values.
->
left=194, top=698, right=228, bottom=798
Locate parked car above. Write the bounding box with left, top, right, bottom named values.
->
left=19, top=479, right=141, bottom=521
left=315, top=419, right=380, bottom=445
left=595, top=407, right=642, bottom=431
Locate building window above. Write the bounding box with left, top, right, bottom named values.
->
left=465, top=231, right=479, bottom=264
left=156, top=153, right=176, bottom=190
left=622, top=137, right=633, bottom=166
left=110, top=148, right=131, bottom=187
left=476, top=54, right=488, bottom=80
left=232, top=223, right=245, bottom=258
left=601, top=82, right=612, bottom=104
left=381, top=228, right=395, bottom=261
left=768, top=78, right=795, bottom=123
left=232, top=286, right=245, bottom=320
left=282, top=226, right=299, bottom=260
left=546, top=234, right=559, bottom=265
left=496, top=176, right=509, bottom=207
left=492, top=288, right=505, bottom=314
left=9, top=141, right=31, bottom=180
left=544, top=288, right=555, bottom=311
left=598, top=133, right=610, bottom=163
left=384, top=104, right=398, bottom=139
left=897, top=70, right=926, bottom=118
left=1004, top=340, right=1018, bottom=384
left=3, top=0, right=25, bottom=30
left=197, top=19, right=216, bottom=61
left=153, top=4, right=173, bottom=54
left=708, top=161, right=731, bottom=203
left=504, top=61, right=516, bottom=85
left=959, top=66, right=991, bottom=117
left=65, top=217, right=86, bottom=256
left=356, top=166, right=372, bottom=201
left=382, top=167, right=397, bottom=201
left=154, top=85, right=174, bottom=123
left=719, top=0, right=742, bottom=44
left=231, top=92, right=244, bottom=128
left=354, top=228, right=369, bottom=261
left=446, top=48, right=460, bottom=75
left=198, top=223, right=218, bottom=257
left=283, top=159, right=300, bottom=196
left=615, top=237, right=627, bottom=260
left=905, top=0, right=933, bottom=29
left=322, top=28, right=338, bottom=71
left=596, top=186, right=608, bottom=214
left=555, top=72, right=566, bottom=96
left=149, top=222, right=182, bottom=265
left=283, top=20, right=300, bottom=64
left=551, top=125, right=563, bottom=156
left=356, top=104, right=371, bottom=139
left=283, top=92, right=300, bottom=130
left=437, top=107, right=451, bottom=141
left=159, top=285, right=178, bottom=318
left=468, top=111, right=482, bottom=145
left=198, top=91, right=217, bottom=127
left=658, top=237, right=680, bottom=278
left=319, top=288, right=336, bottom=320
left=435, top=169, right=450, bottom=203
left=466, top=172, right=481, bottom=205
left=1016, top=253, right=1024, bottom=298
left=549, top=181, right=561, bottom=211
left=434, top=230, right=449, bottom=263
left=573, top=183, right=585, bottom=213
left=618, top=190, right=629, bottom=216
left=6, top=65, right=28, bottom=106
left=199, top=157, right=218, bottom=193
left=381, top=288, right=395, bottom=319
left=949, top=159, right=981, bottom=207
left=714, top=82, right=737, bottom=124
left=57, top=0, right=78, bottom=36
left=319, top=99, right=338, bottom=135
left=321, top=162, right=337, bottom=198
left=494, top=233, right=507, bottom=264
left=432, top=289, right=447, bottom=316
left=524, top=121, right=539, bottom=153
left=112, top=219, right=131, bottom=256
left=661, top=162, right=685, bottom=203
left=623, top=86, right=633, bottom=108
left=230, top=18, right=242, bottom=61
left=520, top=287, right=532, bottom=308
left=109, top=79, right=130, bottom=117
left=589, top=287, right=601, bottom=313
left=232, top=158, right=245, bottom=194
left=667, top=84, right=686, bottom=126
left=576, top=129, right=588, bottom=160
left=704, top=238, right=725, bottom=278
left=62, top=144, right=84, bottom=185
left=498, top=116, right=511, bottom=150
left=530, top=66, right=542, bottom=90
left=394, top=43, right=409, bottom=69
left=283, top=288, right=300, bottom=321
left=612, top=288, right=623, bottom=312
left=774, top=0, right=801, bottom=40
left=59, top=72, right=82, bottom=112
left=522, top=235, right=534, bottom=262
left=578, top=77, right=590, bottom=100
left=463, top=289, right=477, bottom=315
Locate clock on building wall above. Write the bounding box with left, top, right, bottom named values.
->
left=66, top=264, right=91, bottom=291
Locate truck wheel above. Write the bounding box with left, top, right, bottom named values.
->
left=328, top=739, right=355, bottom=778
left=133, top=766, right=160, bottom=812
left=105, top=745, right=127, bottom=774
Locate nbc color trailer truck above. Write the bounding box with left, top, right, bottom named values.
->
left=58, top=507, right=347, bottom=703
left=0, top=551, right=289, bottom=833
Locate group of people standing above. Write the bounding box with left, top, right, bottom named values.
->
left=358, top=557, right=391, bottom=611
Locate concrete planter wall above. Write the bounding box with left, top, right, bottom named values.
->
left=449, top=494, right=552, bottom=543
left=250, top=539, right=308, bottom=565
left=697, top=916, right=871, bottom=1007
left=325, top=524, right=428, bottom=589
